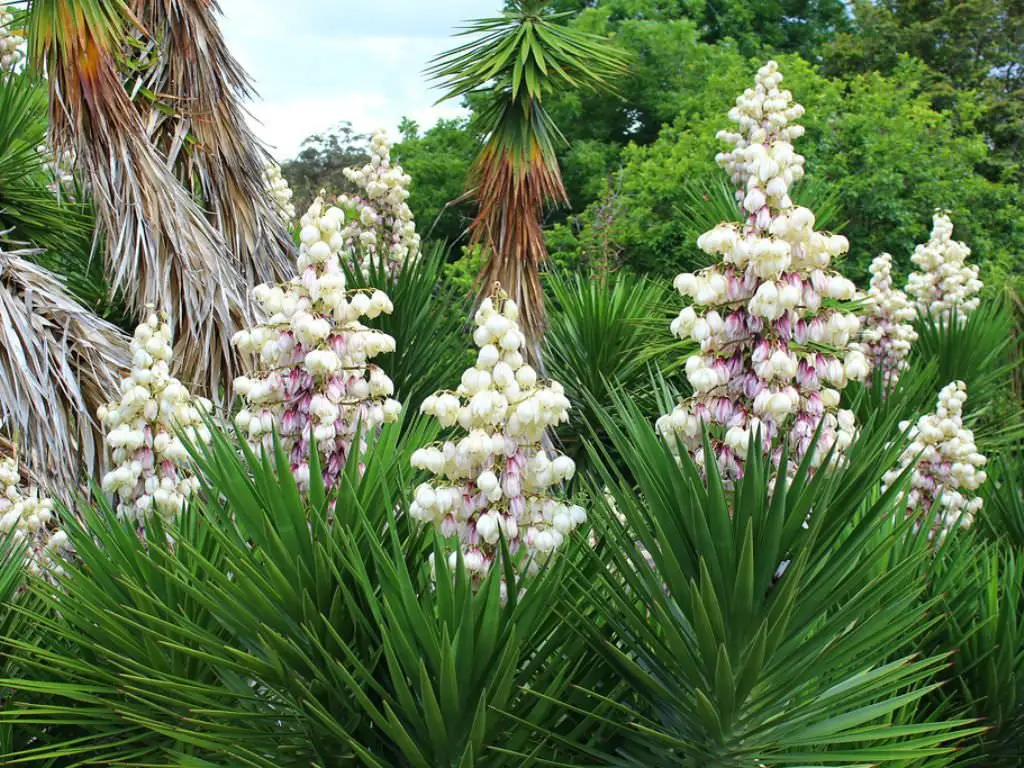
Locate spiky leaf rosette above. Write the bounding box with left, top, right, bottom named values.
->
left=0, top=6, right=24, bottom=73
left=340, top=129, right=420, bottom=275
left=233, top=195, right=401, bottom=491
left=27, top=0, right=251, bottom=396
left=99, top=313, right=212, bottom=526
left=262, top=160, right=295, bottom=226
left=125, top=0, right=294, bottom=288
left=657, top=61, right=866, bottom=485
left=0, top=450, right=72, bottom=578
left=0, top=247, right=130, bottom=491
left=883, top=380, right=988, bottom=538
left=907, top=212, right=982, bottom=324
left=412, top=288, right=585, bottom=586
left=856, top=253, right=918, bottom=392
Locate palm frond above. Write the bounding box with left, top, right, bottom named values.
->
left=27, top=0, right=251, bottom=397
left=0, top=245, right=129, bottom=496
left=125, top=0, right=294, bottom=287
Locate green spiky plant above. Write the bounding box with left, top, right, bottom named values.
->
left=427, top=1, right=630, bottom=364
left=0, top=416, right=604, bottom=766
left=549, top=389, right=980, bottom=766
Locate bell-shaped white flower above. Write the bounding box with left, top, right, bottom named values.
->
left=100, top=313, right=212, bottom=525
left=233, top=193, right=401, bottom=491
left=338, top=129, right=420, bottom=275
left=412, top=288, right=584, bottom=586
left=0, top=454, right=72, bottom=579
left=906, top=212, right=981, bottom=324
left=658, top=61, right=861, bottom=485
left=882, top=381, right=987, bottom=537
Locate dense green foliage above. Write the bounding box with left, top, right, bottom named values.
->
left=291, top=0, right=1021, bottom=292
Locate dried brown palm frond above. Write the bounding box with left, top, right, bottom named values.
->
left=468, top=106, right=568, bottom=365
left=27, top=0, right=250, bottom=398
left=125, top=0, right=293, bottom=287
left=0, top=245, right=130, bottom=496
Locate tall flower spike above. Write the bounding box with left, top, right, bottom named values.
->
left=0, top=451, right=73, bottom=579
left=263, top=161, right=296, bottom=226
left=411, top=287, right=585, bottom=589
left=100, top=314, right=212, bottom=526
left=339, top=130, right=420, bottom=275
left=856, top=253, right=918, bottom=392
left=0, top=7, right=24, bottom=74
left=233, top=194, right=401, bottom=491
left=906, top=212, right=981, bottom=324
left=883, top=381, right=987, bottom=538
left=657, top=61, right=865, bottom=485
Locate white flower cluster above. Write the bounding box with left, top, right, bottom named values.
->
left=0, top=456, right=72, bottom=578
left=99, top=314, right=212, bottom=524
left=36, top=144, right=76, bottom=194
left=411, top=291, right=585, bottom=584
left=339, top=129, right=420, bottom=274
left=263, top=161, right=296, bottom=226
left=657, top=61, right=864, bottom=485
left=856, top=253, right=918, bottom=391
left=907, top=212, right=981, bottom=324
left=233, top=194, right=401, bottom=490
left=883, top=381, right=987, bottom=537
left=0, top=7, right=24, bottom=73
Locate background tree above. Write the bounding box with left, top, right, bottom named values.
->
left=280, top=121, right=370, bottom=212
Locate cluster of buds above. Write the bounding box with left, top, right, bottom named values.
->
left=0, top=7, right=24, bottom=73
left=410, top=289, right=585, bottom=586
left=856, top=253, right=918, bottom=391
left=233, top=194, right=401, bottom=491
left=883, top=381, right=987, bottom=537
left=657, top=61, right=864, bottom=485
left=339, top=129, right=420, bottom=274
left=906, top=213, right=981, bottom=324
left=0, top=456, right=72, bottom=578
left=263, top=161, right=296, bottom=225
left=99, top=314, right=212, bottom=525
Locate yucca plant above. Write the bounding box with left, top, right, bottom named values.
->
left=428, top=1, right=629, bottom=364
left=915, top=535, right=1024, bottom=766
left=0, top=416, right=603, bottom=765
left=553, top=389, right=978, bottom=766
left=543, top=269, right=684, bottom=476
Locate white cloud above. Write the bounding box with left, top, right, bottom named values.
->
left=218, top=0, right=497, bottom=159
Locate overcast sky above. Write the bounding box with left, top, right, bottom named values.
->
left=217, top=1, right=500, bottom=161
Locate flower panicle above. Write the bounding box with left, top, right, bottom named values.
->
left=338, top=129, right=420, bottom=275
left=883, top=380, right=987, bottom=538
left=411, top=287, right=585, bottom=590
left=232, top=194, right=401, bottom=491
left=99, top=313, right=212, bottom=525
left=658, top=61, right=864, bottom=485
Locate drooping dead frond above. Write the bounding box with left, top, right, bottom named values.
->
left=125, top=0, right=293, bottom=287
left=0, top=246, right=130, bottom=495
left=28, top=0, right=251, bottom=397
